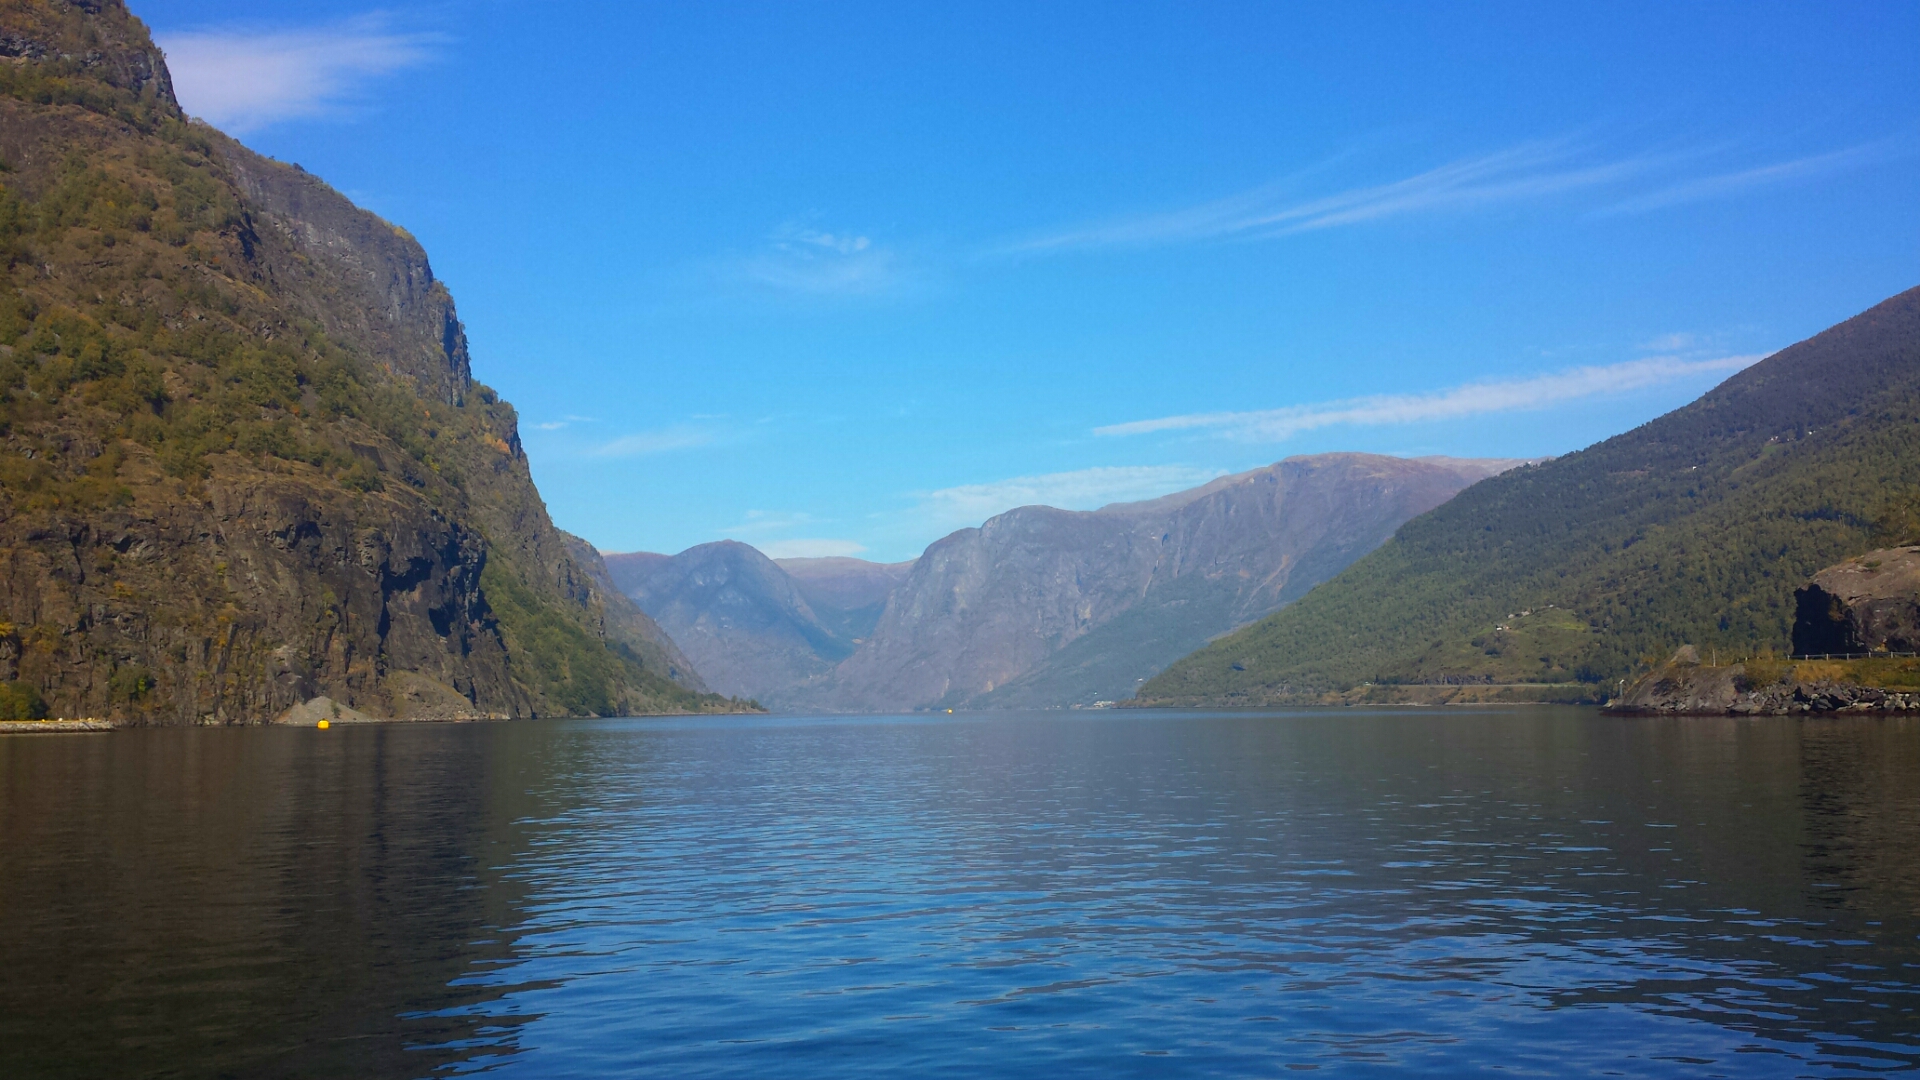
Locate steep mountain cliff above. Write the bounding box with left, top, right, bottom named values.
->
left=1140, top=286, right=1920, bottom=706
left=807, top=453, right=1515, bottom=712
left=0, top=0, right=734, bottom=721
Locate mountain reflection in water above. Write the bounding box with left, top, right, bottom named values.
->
left=2, top=710, right=1916, bottom=1078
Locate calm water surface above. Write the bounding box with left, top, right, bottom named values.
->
left=2, top=708, right=1917, bottom=1078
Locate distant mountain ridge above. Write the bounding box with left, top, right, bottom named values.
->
left=605, top=544, right=910, bottom=705
left=1139, top=285, right=1920, bottom=706
left=611, top=453, right=1519, bottom=712
left=812, top=453, right=1518, bottom=712
left=777, top=556, right=915, bottom=643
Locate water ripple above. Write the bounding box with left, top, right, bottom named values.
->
left=2, top=709, right=1918, bottom=1077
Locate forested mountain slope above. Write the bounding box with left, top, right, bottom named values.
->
left=1138, top=286, right=1920, bottom=706
left=0, top=0, right=734, bottom=720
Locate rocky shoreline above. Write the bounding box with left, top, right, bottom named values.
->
left=1606, top=647, right=1920, bottom=716
left=0, top=719, right=115, bottom=734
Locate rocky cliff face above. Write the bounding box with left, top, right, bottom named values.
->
left=0, top=0, right=728, bottom=721
left=1613, top=546, right=1920, bottom=715
left=1794, top=547, right=1920, bottom=655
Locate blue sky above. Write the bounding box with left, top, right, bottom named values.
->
left=138, top=1, right=1919, bottom=562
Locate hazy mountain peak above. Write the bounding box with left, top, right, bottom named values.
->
left=610, top=452, right=1522, bottom=711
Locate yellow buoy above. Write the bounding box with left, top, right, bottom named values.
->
left=317, top=719, right=330, bottom=730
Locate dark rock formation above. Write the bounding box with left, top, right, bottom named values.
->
left=1793, top=546, right=1920, bottom=655
left=0, top=0, right=173, bottom=104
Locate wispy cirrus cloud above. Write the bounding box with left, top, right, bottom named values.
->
left=914, top=465, right=1229, bottom=535
left=713, top=512, right=870, bottom=560
left=1002, top=140, right=1657, bottom=254
left=1097, top=354, right=1761, bottom=443
left=1639, top=332, right=1704, bottom=353
left=1001, top=135, right=1898, bottom=256
left=724, top=509, right=819, bottom=536
left=757, top=538, right=870, bottom=560
left=1597, top=141, right=1904, bottom=215
left=733, top=222, right=909, bottom=297
left=157, top=16, right=439, bottom=133
left=534, top=414, right=598, bottom=432
left=589, top=425, right=718, bottom=457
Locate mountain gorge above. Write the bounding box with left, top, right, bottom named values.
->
left=604, top=542, right=912, bottom=706
left=613, top=453, right=1518, bottom=712
left=0, top=0, right=735, bottom=721
left=1140, top=286, right=1920, bottom=706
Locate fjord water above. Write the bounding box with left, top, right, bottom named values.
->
left=2, top=711, right=1916, bottom=1078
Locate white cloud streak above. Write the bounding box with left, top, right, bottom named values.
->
left=534, top=414, right=598, bottom=431
left=1003, top=135, right=1897, bottom=255
left=1096, top=354, right=1762, bottom=442
left=724, top=509, right=817, bottom=536
left=915, top=465, right=1229, bottom=534
left=757, top=538, right=870, bottom=560
left=157, top=17, right=437, bottom=132
left=1004, top=140, right=1657, bottom=254
left=735, top=222, right=906, bottom=296
left=1598, top=142, right=1902, bottom=215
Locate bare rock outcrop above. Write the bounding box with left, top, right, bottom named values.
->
left=1793, top=546, right=1920, bottom=655
left=1608, top=646, right=1920, bottom=715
